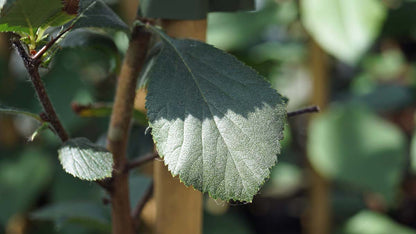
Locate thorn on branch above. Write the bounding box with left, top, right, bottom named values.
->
left=287, top=106, right=320, bottom=118
left=125, top=152, right=159, bottom=173
left=32, top=26, right=74, bottom=61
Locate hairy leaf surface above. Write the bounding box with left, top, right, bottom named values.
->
left=145, top=26, right=287, bottom=202
left=58, top=137, right=113, bottom=181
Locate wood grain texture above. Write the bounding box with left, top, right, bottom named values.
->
left=153, top=19, right=205, bottom=234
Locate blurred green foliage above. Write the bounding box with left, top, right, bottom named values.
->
left=1, top=0, right=416, bottom=233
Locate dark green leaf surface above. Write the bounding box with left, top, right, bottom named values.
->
left=73, top=0, right=128, bottom=32
left=301, top=0, right=386, bottom=64
left=0, top=0, right=64, bottom=33
left=58, top=137, right=113, bottom=181
left=308, top=105, right=406, bottom=202
left=145, top=26, right=287, bottom=202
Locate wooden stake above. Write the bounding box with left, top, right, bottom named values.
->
left=305, top=40, right=331, bottom=234
left=153, top=19, right=206, bottom=234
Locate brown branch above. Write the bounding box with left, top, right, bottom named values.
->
left=132, top=182, right=154, bottom=230
left=106, top=24, right=151, bottom=234
left=12, top=40, right=69, bottom=142
left=287, top=106, right=320, bottom=118
left=125, top=152, right=159, bottom=173
left=32, top=26, right=73, bottom=61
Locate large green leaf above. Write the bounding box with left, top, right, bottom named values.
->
left=308, top=105, right=406, bottom=203
left=337, top=210, right=416, bottom=234
left=73, top=0, right=128, bottom=32
left=301, top=0, right=386, bottom=64
left=0, top=0, right=65, bottom=34
left=58, top=137, right=113, bottom=181
left=144, top=26, right=287, bottom=202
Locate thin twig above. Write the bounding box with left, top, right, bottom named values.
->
left=33, top=26, right=73, bottom=61
left=125, top=152, right=159, bottom=173
left=287, top=106, right=320, bottom=118
left=12, top=39, right=69, bottom=142
left=132, top=182, right=154, bottom=230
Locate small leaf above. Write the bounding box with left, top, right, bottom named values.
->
left=58, top=137, right=113, bottom=181
left=144, top=25, right=287, bottom=202
left=0, top=0, right=65, bottom=34
left=73, top=0, right=129, bottom=32
left=0, top=104, right=42, bottom=122
left=301, top=0, right=386, bottom=64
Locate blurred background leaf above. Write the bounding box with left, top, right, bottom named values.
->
left=301, top=0, right=387, bottom=64
left=337, top=210, right=416, bottom=234
left=308, top=105, right=406, bottom=203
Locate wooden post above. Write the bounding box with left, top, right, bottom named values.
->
left=153, top=19, right=206, bottom=234
left=119, top=0, right=140, bottom=24
left=305, top=41, right=331, bottom=234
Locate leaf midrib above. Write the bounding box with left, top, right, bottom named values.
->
left=157, top=32, right=250, bottom=193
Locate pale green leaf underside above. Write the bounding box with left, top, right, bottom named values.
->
left=301, top=0, right=386, bottom=64
left=73, top=0, right=129, bottom=32
left=145, top=27, right=287, bottom=202
left=0, top=0, right=64, bottom=34
left=0, top=104, right=42, bottom=122
left=58, top=137, right=113, bottom=181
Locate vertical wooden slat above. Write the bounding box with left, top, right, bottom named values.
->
left=305, top=40, right=331, bottom=234
left=119, top=0, right=140, bottom=24
left=153, top=19, right=206, bottom=234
